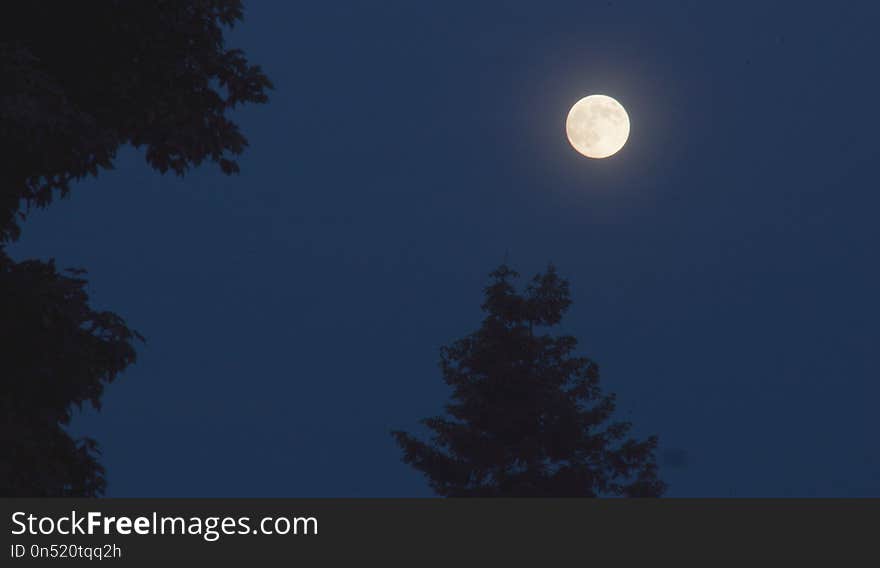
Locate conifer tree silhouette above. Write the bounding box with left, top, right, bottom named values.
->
left=393, top=265, right=666, bottom=497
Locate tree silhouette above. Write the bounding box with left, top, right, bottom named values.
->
left=0, top=0, right=272, bottom=241
left=0, top=253, right=141, bottom=496
left=393, top=265, right=666, bottom=497
left=0, top=0, right=271, bottom=496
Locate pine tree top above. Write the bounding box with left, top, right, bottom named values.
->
left=393, top=264, right=666, bottom=497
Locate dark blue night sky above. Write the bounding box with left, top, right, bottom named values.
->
left=10, top=1, right=880, bottom=496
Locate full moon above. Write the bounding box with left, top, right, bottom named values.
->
left=565, top=94, right=630, bottom=159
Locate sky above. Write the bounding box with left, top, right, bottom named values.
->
left=9, top=1, right=880, bottom=496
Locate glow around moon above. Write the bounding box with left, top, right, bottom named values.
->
left=565, top=95, right=630, bottom=159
